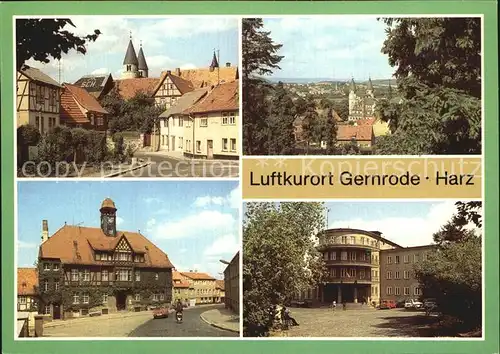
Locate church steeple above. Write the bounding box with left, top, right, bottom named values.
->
left=100, top=198, right=117, bottom=237
left=122, top=31, right=139, bottom=79
left=137, top=41, right=149, bottom=78
left=349, top=77, right=356, bottom=93
left=366, top=76, right=374, bottom=97
left=209, top=50, right=219, bottom=72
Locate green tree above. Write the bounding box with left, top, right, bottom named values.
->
left=16, top=19, right=100, bottom=70
left=414, top=201, right=482, bottom=334
left=70, top=127, right=89, bottom=163
left=334, top=98, right=349, bottom=121
left=376, top=18, right=481, bottom=154
left=242, top=18, right=284, bottom=155
left=243, top=202, right=327, bottom=337
left=324, top=108, right=338, bottom=154
left=267, top=82, right=296, bottom=155
left=17, top=124, right=41, bottom=166
left=300, top=98, right=320, bottom=154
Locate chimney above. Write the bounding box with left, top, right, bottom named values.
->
left=175, top=68, right=181, bottom=76
left=225, top=62, right=230, bottom=67
left=41, top=220, right=49, bottom=243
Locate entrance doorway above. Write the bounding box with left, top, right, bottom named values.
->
left=207, top=140, right=213, bottom=159
left=53, top=303, right=61, bottom=319
left=116, top=291, right=127, bottom=311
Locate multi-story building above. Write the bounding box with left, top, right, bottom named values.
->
left=182, top=80, right=239, bottom=160
left=348, top=78, right=377, bottom=121
left=296, top=228, right=402, bottom=306
left=379, top=245, right=436, bottom=303
left=60, top=84, right=108, bottom=130
left=73, top=74, right=114, bottom=100
left=17, top=268, right=38, bottom=312
left=16, top=66, right=62, bottom=133
left=37, top=198, right=174, bottom=319
left=336, top=124, right=375, bottom=149
left=215, top=280, right=225, bottom=304
left=172, top=270, right=194, bottom=304
left=157, top=88, right=208, bottom=152
left=222, top=252, right=239, bottom=313
left=178, top=272, right=217, bottom=304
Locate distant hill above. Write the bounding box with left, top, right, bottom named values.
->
left=266, top=77, right=397, bottom=86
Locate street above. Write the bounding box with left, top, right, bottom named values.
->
left=118, top=153, right=239, bottom=178
left=129, top=304, right=238, bottom=337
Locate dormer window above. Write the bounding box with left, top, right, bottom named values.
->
left=126, top=65, right=131, bottom=71
left=43, top=263, right=50, bottom=271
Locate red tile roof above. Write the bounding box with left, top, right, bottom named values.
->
left=18, top=268, right=38, bottom=296
left=180, top=272, right=216, bottom=280
left=60, top=89, right=89, bottom=124
left=337, top=125, right=374, bottom=141
left=39, top=225, right=174, bottom=269
left=153, top=73, right=194, bottom=96
left=114, top=78, right=159, bottom=100
left=183, top=80, right=238, bottom=114
left=355, top=117, right=376, bottom=125
left=216, top=279, right=225, bottom=290
left=156, top=67, right=238, bottom=92
left=63, top=84, right=108, bottom=114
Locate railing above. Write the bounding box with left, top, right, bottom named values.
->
left=324, top=259, right=371, bottom=266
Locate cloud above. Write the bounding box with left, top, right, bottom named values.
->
left=192, top=185, right=240, bottom=209
left=204, top=234, right=240, bottom=258
left=148, top=210, right=236, bottom=240
left=18, top=240, right=38, bottom=249
left=328, top=201, right=478, bottom=247
left=143, top=197, right=161, bottom=204
left=91, top=67, right=109, bottom=75
left=116, top=216, right=124, bottom=226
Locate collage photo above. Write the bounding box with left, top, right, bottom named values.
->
left=1, top=2, right=495, bottom=354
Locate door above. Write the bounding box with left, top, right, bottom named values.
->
left=116, top=291, right=127, bottom=311
left=171, top=136, right=176, bottom=151
left=53, top=303, right=61, bottom=320
left=207, top=140, right=213, bottom=159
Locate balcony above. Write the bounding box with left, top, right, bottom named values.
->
left=324, top=259, right=372, bottom=267
left=318, top=243, right=376, bottom=251
left=323, top=276, right=372, bottom=284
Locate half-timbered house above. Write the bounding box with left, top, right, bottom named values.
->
left=37, top=198, right=174, bottom=319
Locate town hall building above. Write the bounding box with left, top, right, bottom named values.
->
left=37, top=198, right=174, bottom=320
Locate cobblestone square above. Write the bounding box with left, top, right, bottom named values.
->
left=273, top=307, right=437, bottom=337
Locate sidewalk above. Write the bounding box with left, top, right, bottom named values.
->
left=82, top=160, right=151, bottom=178
left=200, top=308, right=240, bottom=333
left=44, top=309, right=153, bottom=328
left=137, top=150, right=240, bottom=164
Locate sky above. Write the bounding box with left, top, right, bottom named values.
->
left=244, top=201, right=481, bottom=247
left=17, top=181, right=240, bottom=279
left=262, top=16, right=395, bottom=80
left=23, top=16, right=239, bottom=84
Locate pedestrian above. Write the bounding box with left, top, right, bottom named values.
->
left=332, top=300, right=337, bottom=311
left=342, top=301, right=346, bottom=311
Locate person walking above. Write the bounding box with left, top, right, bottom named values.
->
left=332, top=300, right=337, bottom=312
left=342, top=301, right=347, bottom=311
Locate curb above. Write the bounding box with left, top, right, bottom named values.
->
left=199, top=313, right=240, bottom=334
left=135, top=152, right=240, bottom=165
left=105, top=162, right=151, bottom=178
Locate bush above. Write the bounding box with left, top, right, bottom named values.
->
left=112, top=133, right=125, bottom=163
left=17, top=124, right=41, bottom=166
left=125, top=143, right=135, bottom=159
left=84, top=131, right=108, bottom=164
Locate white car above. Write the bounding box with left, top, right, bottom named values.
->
left=404, top=299, right=423, bottom=310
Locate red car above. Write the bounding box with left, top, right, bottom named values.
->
left=379, top=300, right=396, bottom=309
left=153, top=307, right=169, bottom=319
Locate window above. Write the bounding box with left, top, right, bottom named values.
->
left=414, top=254, right=419, bottom=263
left=323, top=252, right=328, bottom=260
left=135, top=271, right=140, bottom=281
left=404, top=270, right=410, bottom=279
left=341, top=236, right=347, bottom=244
left=349, top=252, right=356, bottom=261
left=97, top=116, right=104, bottom=126
left=155, top=273, right=159, bottom=280
left=222, top=112, right=236, bottom=125
left=134, top=294, right=141, bottom=301
left=43, top=263, right=50, bottom=271
left=222, top=138, right=228, bottom=151
left=83, top=293, right=89, bottom=304
left=126, top=65, right=131, bottom=71
left=160, top=294, right=164, bottom=301
left=103, top=294, right=108, bottom=304
left=387, top=271, right=392, bottom=280
left=230, top=138, right=237, bottom=152
left=414, top=287, right=422, bottom=296
left=404, top=255, right=410, bottom=263
left=404, top=287, right=410, bottom=295
left=196, top=141, right=201, bottom=153
left=387, top=256, right=393, bottom=264
left=341, top=251, right=347, bottom=260
left=19, top=296, right=27, bottom=304
left=386, top=287, right=393, bottom=295
left=152, top=294, right=159, bottom=301
left=73, top=292, right=79, bottom=304
left=43, top=280, right=49, bottom=292
left=330, top=252, right=336, bottom=260
left=350, top=236, right=356, bottom=244
left=200, top=117, right=208, bottom=127
left=360, top=269, right=365, bottom=279
left=96, top=253, right=101, bottom=261
left=44, top=305, right=51, bottom=315
left=102, top=270, right=109, bottom=281
left=55, top=282, right=59, bottom=291
left=117, top=269, right=132, bottom=281
left=179, top=137, right=183, bottom=149
left=71, top=269, right=79, bottom=281
left=163, top=119, right=167, bottom=128
left=395, top=271, right=400, bottom=279
left=395, top=256, right=400, bottom=264
left=178, top=118, right=183, bottom=127
left=83, top=270, right=90, bottom=281
left=395, top=287, right=401, bottom=296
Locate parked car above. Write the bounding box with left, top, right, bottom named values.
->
left=395, top=299, right=406, bottom=308
left=152, top=307, right=169, bottom=319
left=379, top=300, right=396, bottom=309
left=404, top=299, right=423, bottom=310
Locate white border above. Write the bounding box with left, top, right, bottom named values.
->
left=12, top=13, right=486, bottom=342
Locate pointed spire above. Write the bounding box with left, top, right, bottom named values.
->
left=123, top=32, right=138, bottom=66
left=137, top=42, right=148, bottom=70
left=350, top=77, right=356, bottom=92
left=210, top=50, right=219, bottom=69
left=368, top=76, right=374, bottom=91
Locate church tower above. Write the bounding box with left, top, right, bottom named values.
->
left=122, top=32, right=139, bottom=79
left=366, top=76, right=374, bottom=98
left=137, top=41, right=149, bottom=78
left=348, top=77, right=357, bottom=117
left=100, top=198, right=117, bottom=237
